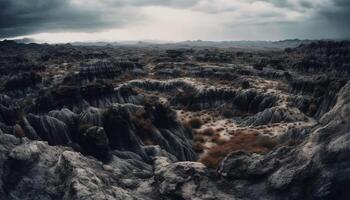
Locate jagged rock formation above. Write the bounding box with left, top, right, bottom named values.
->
left=173, top=87, right=279, bottom=112
left=1, top=104, right=197, bottom=163
left=31, top=81, right=144, bottom=113
left=244, top=106, right=308, bottom=126
left=0, top=40, right=350, bottom=200
left=0, top=135, right=152, bottom=200
left=122, top=79, right=279, bottom=112
left=126, top=79, right=197, bottom=94
left=153, top=62, right=287, bottom=81
left=291, top=41, right=350, bottom=74
left=218, top=80, right=350, bottom=199
left=3, top=72, right=41, bottom=92
left=289, top=75, right=348, bottom=118
left=78, top=59, right=143, bottom=81
left=0, top=133, right=228, bottom=200
left=153, top=157, right=232, bottom=200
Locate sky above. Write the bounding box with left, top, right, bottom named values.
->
left=0, top=0, right=349, bottom=43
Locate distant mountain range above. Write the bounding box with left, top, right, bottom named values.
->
left=162, top=39, right=316, bottom=49
left=69, top=39, right=315, bottom=49
left=7, top=38, right=349, bottom=49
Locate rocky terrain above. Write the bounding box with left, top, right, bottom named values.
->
left=0, top=40, right=349, bottom=199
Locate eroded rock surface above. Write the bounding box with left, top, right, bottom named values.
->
left=0, top=40, right=350, bottom=199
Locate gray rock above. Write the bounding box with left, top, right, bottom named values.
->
left=219, top=150, right=278, bottom=179
left=154, top=157, right=233, bottom=200
left=0, top=134, right=152, bottom=200
left=244, top=106, right=308, bottom=126
left=26, top=114, right=71, bottom=145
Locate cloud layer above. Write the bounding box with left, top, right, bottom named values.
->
left=0, top=0, right=349, bottom=41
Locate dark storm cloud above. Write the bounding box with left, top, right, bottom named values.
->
left=317, top=0, right=350, bottom=38
left=0, top=0, right=122, bottom=37
left=243, top=0, right=350, bottom=39
left=0, top=0, right=200, bottom=38
left=0, top=0, right=349, bottom=40
left=112, top=0, right=199, bottom=7
left=259, top=0, right=291, bottom=8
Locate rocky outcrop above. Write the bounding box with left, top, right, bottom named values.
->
left=244, top=106, right=308, bottom=126
left=126, top=79, right=197, bottom=94
left=1, top=101, right=197, bottom=162
left=78, top=59, right=143, bottom=81
left=2, top=72, right=42, bottom=92
left=173, top=87, right=279, bottom=112
left=91, top=102, right=189, bottom=161
left=26, top=114, right=72, bottom=145
left=32, top=82, right=144, bottom=112
left=0, top=134, right=153, bottom=200
left=291, top=41, right=350, bottom=74
left=48, top=108, right=78, bottom=137
left=153, top=157, right=232, bottom=200
left=217, top=80, right=350, bottom=199
left=153, top=62, right=286, bottom=81
left=0, top=133, right=230, bottom=200
left=77, top=126, right=111, bottom=162
left=219, top=150, right=280, bottom=179
left=289, top=75, right=347, bottom=118
left=33, top=85, right=90, bottom=113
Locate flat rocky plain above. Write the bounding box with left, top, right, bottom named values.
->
left=0, top=40, right=349, bottom=199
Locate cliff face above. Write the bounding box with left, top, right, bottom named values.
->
left=0, top=41, right=349, bottom=199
